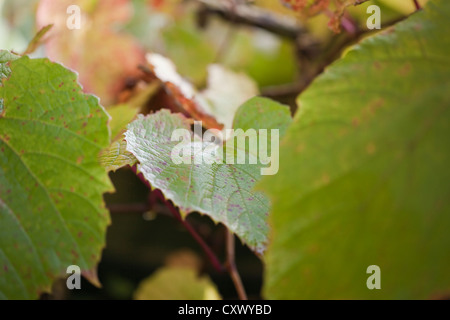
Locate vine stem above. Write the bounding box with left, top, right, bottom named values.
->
left=130, top=165, right=225, bottom=274
left=413, top=0, right=421, bottom=10
left=225, top=230, right=248, bottom=300
left=163, top=197, right=225, bottom=274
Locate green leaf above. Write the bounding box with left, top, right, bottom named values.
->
left=0, top=54, right=113, bottom=299
left=107, top=104, right=140, bottom=141
left=259, top=0, right=450, bottom=299
left=162, top=23, right=216, bottom=85
left=125, top=97, right=292, bottom=254
left=99, top=139, right=137, bottom=172
left=221, top=30, right=298, bottom=88
left=0, top=51, right=20, bottom=113
left=0, top=51, right=19, bottom=80
left=134, top=267, right=221, bottom=300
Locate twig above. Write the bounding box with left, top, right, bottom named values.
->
left=196, top=0, right=307, bottom=39
left=413, top=0, right=421, bottom=10
left=225, top=230, right=248, bottom=300
left=130, top=165, right=225, bottom=274
left=164, top=198, right=225, bottom=274
left=213, top=1, right=238, bottom=63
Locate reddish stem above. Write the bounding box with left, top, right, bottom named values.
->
left=225, top=231, right=248, bottom=300
left=413, top=0, right=421, bottom=10
left=130, top=165, right=225, bottom=273
left=164, top=199, right=225, bottom=274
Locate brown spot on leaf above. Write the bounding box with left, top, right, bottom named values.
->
left=398, top=63, right=412, bottom=76
left=321, top=173, right=330, bottom=185
left=366, top=142, right=376, bottom=155
left=296, top=143, right=305, bottom=153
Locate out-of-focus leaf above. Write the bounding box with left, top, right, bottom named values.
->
left=22, top=24, right=53, bottom=56
left=280, top=0, right=369, bottom=32
left=36, top=0, right=145, bottom=106
left=134, top=267, right=221, bottom=300
left=259, top=0, right=450, bottom=299
left=0, top=0, right=39, bottom=52
left=197, top=64, right=259, bottom=130
left=0, top=52, right=113, bottom=299
left=162, top=23, right=216, bottom=85
left=146, top=53, right=259, bottom=130
left=108, top=104, right=140, bottom=141
left=221, top=29, right=298, bottom=88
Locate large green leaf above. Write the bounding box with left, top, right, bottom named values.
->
left=260, top=0, right=450, bottom=299
left=0, top=54, right=113, bottom=299
left=125, top=97, right=291, bottom=254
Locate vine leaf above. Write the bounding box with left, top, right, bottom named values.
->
left=125, top=97, right=292, bottom=254
left=36, top=0, right=145, bottom=106
left=0, top=53, right=113, bottom=299
left=134, top=267, right=221, bottom=300
left=260, top=0, right=450, bottom=299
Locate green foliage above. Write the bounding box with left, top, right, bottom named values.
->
left=260, top=0, right=450, bottom=299
left=0, top=53, right=113, bottom=299
left=134, top=267, right=221, bottom=300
